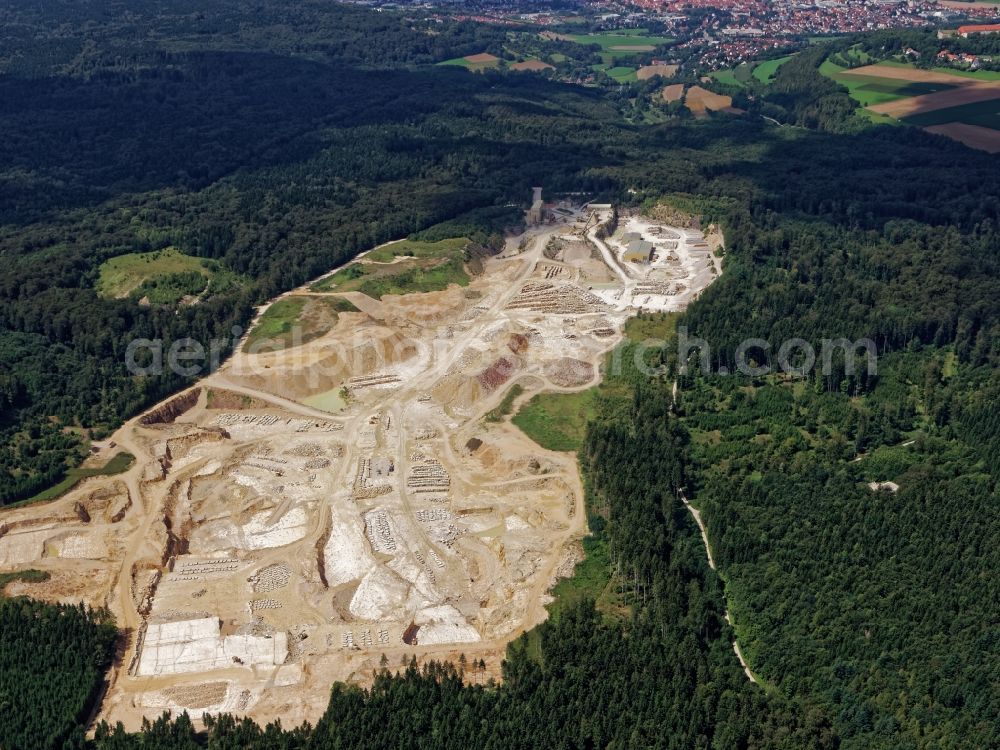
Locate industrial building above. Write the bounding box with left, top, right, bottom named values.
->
left=623, top=239, right=654, bottom=263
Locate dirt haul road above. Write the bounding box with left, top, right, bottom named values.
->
left=0, top=203, right=722, bottom=731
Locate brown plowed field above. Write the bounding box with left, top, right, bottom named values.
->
left=841, top=64, right=1000, bottom=118
left=685, top=86, right=734, bottom=117
left=841, top=64, right=980, bottom=86
left=924, top=122, right=1000, bottom=153
left=938, top=0, right=1000, bottom=9
left=869, top=83, right=1000, bottom=118
left=465, top=53, right=499, bottom=65
left=511, top=60, right=554, bottom=72
left=661, top=83, right=685, bottom=102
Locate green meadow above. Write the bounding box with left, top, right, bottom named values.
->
left=96, top=247, right=242, bottom=305
left=24, top=452, right=135, bottom=505
left=245, top=295, right=358, bottom=351
left=568, top=29, right=672, bottom=62
left=711, top=55, right=795, bottom=87
left=512, top=390, right=596, bottom=452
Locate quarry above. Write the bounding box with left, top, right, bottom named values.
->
left=0, top=200, right=722, bottom=730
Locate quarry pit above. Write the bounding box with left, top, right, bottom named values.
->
left=0, top=202, right=721, bottom=729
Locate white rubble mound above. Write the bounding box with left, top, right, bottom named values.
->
left=387, top=555, right=438, bottom=602
left=415, top=605, right=481, bottom=645
left=323, top=512, right=376, bottom=588
left=137, top=617, right=287, bottom=676
left=242, top=506, right=308, bottom=550
left=349, top=566, right=410, bottom=620
left=194, top=459, right=222, bottom=477
left=505, top=514, right=531, bottom=532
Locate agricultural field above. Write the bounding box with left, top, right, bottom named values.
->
left=96, top=247, right=241, bottom=305
left=685, top=86, right=742, bottom=118
left=710, top=63, right=753, bottom=87
left=245, top=295, right=359, bottom=351
left=661, top=83, right=685, bottom=102
left=824, top=62, right=959, bottom=107
left=711, top=55, right=795, bottom=87
left=752, top=55, right=795, bottom=83
left=939, top=0, right=1000, bottom=10
left=877, top=59, right=1000, bottom=82
left=827, top=61, right=1000, bottom=151
left=923, top=122, right=1000, bottom=153
left=438, top=53, right=500, bottom=70
left=903, top=97, right=1000, bottom=130
left=636, top=64, right=678, bottom=80
left=567, top=29, right=672, bottom=62
left=594, top=64, right=638, bottom=83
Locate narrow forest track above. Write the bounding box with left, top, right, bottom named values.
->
left=678, top=487, right=758, bottom=685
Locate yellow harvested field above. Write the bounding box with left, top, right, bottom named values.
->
left=685, top=86, right=734, bottom=117
left=637, top=64, right=678, bottom=80
left=868, top=84, right=1000, bottom=118
left=511, top=60, right=554, bottom=72
left=661, top=83, right=685, bottom=102
left=924, top=122, right=1000, bottom=153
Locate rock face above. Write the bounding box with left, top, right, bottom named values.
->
left=139, top=389, right=201, bottom=426
left=74, top=502, right=91, bottom=523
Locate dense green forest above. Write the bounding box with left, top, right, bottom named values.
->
left=0, top=595, right=118, bottom=750
left=1, top=1, right=999, bottom=748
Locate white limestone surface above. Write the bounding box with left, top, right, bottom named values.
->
left=137, top=617, right=288, bottom=676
